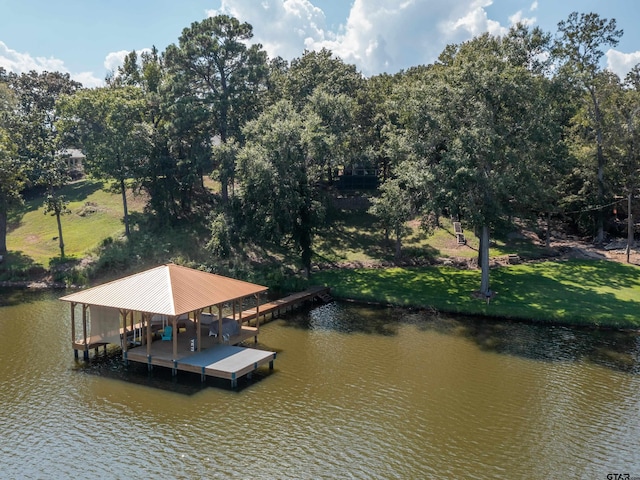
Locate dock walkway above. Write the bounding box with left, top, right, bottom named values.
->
left=241, top=285, right=331, bottom=325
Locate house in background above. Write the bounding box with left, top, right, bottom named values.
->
left=59, top=148, right=85, bottom=178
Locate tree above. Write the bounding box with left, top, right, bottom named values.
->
left=43, top=190, right=70, bottom=258
left=0, top=82, right=22, bottom=255
left=552, top=11, right=624, bottom=244
left=355, top=73, right=399, bottom=182
left=164, top=15, right=268, bottom=202
left=282, top=49, right=363, bottom=110
left=302, top=89, right=356, bottom=184
left=601, top=69, right=640, bottom=260
left=402, top=28, right=562, bottom=296
left=57, top=86, right=149, bottom=237
left=8, top=71, right=81, bottom=259
left=368, top=178, right=412, bottom=259
left=236, top=100, right=326, bottom=276
left=9, top=71, right=81, bottom=186
left=281, top=49, right=364, bottom=183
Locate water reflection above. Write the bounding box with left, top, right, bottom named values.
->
left=283, top=301, right=640, bottom=374
left=2, top=291, right=640, bottom=478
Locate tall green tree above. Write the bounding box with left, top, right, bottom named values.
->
left=282, top=48, right=363, bottom=109
left=0, top=82, right=22, bottom=255
left=402, top=28, right=562, bottom=296
left=164, top=15, right=268, bottom=202
left=356, top=73, right=399, bottom=182
left=552, top=11, right=624, bottom=244
left=282, top=49, right=364, bottom=182
left=368, top=178, right=413, bottom=259
left=57, top=86, right=150, bottom=238
left=237, top=100, right=326, bottom=276
left=601, top=69, right=640, bottom=258
left=8, top=71, right=81, bottom=259
left=9, top=71, right=81, bottom=186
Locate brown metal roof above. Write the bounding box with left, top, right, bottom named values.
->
left=59, top=264, right=268, bottom=316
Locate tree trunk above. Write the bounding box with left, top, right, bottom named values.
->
left=221, top=181, right=229, bottom=204
left=596, top=142, right=605, bottom=244
left=476, top=226, right=483, bottom=268
left=394, top=227, right=401, bottom=261
left=55, top=210, right=65, bottom=258
left=0, top=206, right=7, bottom=255
left=591, top=88, right=606, bottom=245
left=627, top=191, right=633, bottom=263
left=120, top=178, right=130, bottom=238
left=546, top=212, right=551, bottom=248
left=479, top=224, right=490, bottom=297
left=299, top=201, right=312, bottom=279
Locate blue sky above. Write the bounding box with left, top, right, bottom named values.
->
left=1, top=0, right=639, bottom=87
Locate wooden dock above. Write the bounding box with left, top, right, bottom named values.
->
left=77, top=285, right=331, bottom=387
left=241, top=285, right=331, bottom=325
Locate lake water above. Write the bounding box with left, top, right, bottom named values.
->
left=1, top=290, right=639, bottom=479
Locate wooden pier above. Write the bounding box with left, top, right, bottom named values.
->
left=241, top=285, right=331, bottom=325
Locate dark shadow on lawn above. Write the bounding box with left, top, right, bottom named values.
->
left=318, top=210, right=391, bottom=261
left=0, top=251, right=45, bottom=288
left=8, top=180, right=105, bottom=230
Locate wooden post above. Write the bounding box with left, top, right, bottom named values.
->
left=172, top=315, right=178, bottom=362
left=217, top=304, right=223, bottom=344
left=82, top=304, right=89, bottom=360
left=129, top=311, right=135, bottom=344
left=70, top=303, right=77, bottom=358
left=146, top=313, right=152, bottom=358
left=121, top=309, right=129, bottom=365
left=196, top=309, right=202, bottom=352
left=255, top=294, right=260, bottom=330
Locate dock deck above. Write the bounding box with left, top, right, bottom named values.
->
left=123, top=318, right=273, bottom=387
left=172, top=345, right=275, bottom=387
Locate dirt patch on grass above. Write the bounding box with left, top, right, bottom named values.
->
left=551, top=239, right=640, bottom=266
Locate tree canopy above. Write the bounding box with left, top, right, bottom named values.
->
left=4, top=10, right=640, bottom=296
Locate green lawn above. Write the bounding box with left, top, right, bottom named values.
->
left=6, top=180, right=144, bottom=267
left=311, top=259, right=640, bottom=329
left=7, top=184, right=639, bottom=330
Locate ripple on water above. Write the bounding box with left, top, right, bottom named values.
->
left=2, top=295, right=640, bottom=478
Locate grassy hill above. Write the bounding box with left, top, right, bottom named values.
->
left=2, top=179, right=553, bottom=283
left=4, top=179, right=640, bottom=329
left=4, top=180, right=145, bottom=270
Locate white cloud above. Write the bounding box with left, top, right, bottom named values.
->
left=209, top=0, right=530, bottom=75
left=209, top=0, right=331, bottom=61
left=530, top=1, right=538, bottom=11
left=104, top=50, right=132, bottom=73
left=446, top=0, right=506, bottom=40
left=0, top=40, right=67, bottom=73
left=73, top=71, right=103, bottom=89
left=0, top=40, right=102, bottom=87
left=509, top=10, right=536, bottom=27
left=606, top=49, right=640, bottom=79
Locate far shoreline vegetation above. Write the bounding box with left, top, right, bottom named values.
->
left=2, top=13, right=640, bottom=331
left=2, top=179, right=640, bottom=331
